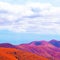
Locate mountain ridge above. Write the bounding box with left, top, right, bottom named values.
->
left=0, top=39, right=60, bottom=60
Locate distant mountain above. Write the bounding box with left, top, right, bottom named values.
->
left=17, top=40, right=60, bottom=60
left=0, top=40, right=60, bottom=60
left=0, top=43, right=16, bottom=48
left=49, top=39, right=60, bottom=47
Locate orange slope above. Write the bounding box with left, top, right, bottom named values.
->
left=0, top=47, right=49, bottom=60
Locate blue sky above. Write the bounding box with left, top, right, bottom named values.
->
left=0, top=30, right=60, bottom=44
left=0, top=0, right=60, bottom=44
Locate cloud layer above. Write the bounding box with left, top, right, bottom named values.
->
left=0, top=2, right=60, bottom=34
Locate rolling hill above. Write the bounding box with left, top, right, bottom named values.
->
left=0, top=40, right=60, bottom=60
left=0, top=47, right=48, bottom=60
left=17, top=40, right=60, bottom=60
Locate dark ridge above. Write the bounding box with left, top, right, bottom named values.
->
left=34, top=42, right=42, bottom=46
left=49, top=40, right=60, bottom=48
left=0, top=43, right=16, bottom=48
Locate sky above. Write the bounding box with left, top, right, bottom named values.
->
left=0, top=0, right=60, bottom=44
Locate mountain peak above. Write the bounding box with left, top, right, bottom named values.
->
left=49, top=40, right=60, bottom=47
left=50, top=39, right=57, bottom=42
left=29, top=40, right=49, bottom=46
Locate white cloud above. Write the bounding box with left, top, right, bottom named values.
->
left=0, top=2, right=60, bottom=34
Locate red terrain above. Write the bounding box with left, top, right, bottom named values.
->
left=17, top=40, right=60, bottom=60
left=0, top=40, right=60, bottom=60
left=0, top=47, right=48, bottom=60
